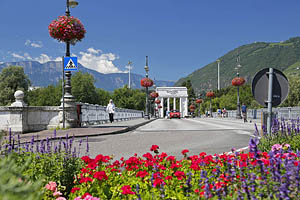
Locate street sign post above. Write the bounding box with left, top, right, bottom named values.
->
left=252, top=68, right=289, bottom=134
left=64, top=57, right=78, bottom=71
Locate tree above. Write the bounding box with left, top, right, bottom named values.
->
left=71, top=71, right=98, bottom=104
left=0, top=66, right=31, bottom=106
left=112, top=85, right=145, bottom=110
left=281, top=78, right=300, bottom=107
left=27, top=84, right=61, bottom=106
left=95, top=88, right=111, bottom=106
left=181, top=79, right=196, bottom=102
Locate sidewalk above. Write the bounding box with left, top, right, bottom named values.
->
left=18, top=118, right=155, bottom=143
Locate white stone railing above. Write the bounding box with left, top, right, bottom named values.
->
left=0, top=90, right=144, bottom=133
left=213, top=106, right=300, bottom=121
left=78, top=103, right=144, bottom=126
left=0, top=106, right=60, bottom=133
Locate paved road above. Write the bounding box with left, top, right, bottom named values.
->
left=74, top=118, right=258, bottom=160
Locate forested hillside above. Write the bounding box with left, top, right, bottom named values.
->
left=175, top=37, right=300, bottom=94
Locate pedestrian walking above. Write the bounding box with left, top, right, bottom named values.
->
left=241, top=103, right=247, bottom=122
left=222, top=108, right=227, bottom=118
left=106, top=99, right=115, bottom=123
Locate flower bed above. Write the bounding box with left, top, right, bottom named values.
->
left=69, top=142, right=300, bottom=199
left=2, top=119, right=300, bottom=199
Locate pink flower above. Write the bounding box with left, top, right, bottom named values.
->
left=56, top=197, right=66, bottom=200
left=271, top=144, right=282, bottom=152
left=45, top=181, right=57, bottom=192
left=53, top=191, right=62, bottom=197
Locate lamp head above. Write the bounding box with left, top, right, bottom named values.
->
left=69, top=0, right=79, bottom=8
left=144, top=65, right=149, bottom=72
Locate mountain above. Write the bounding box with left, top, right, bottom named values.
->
left=175, top=37, right=300, bottom=94
left=0, top=61, right=175, bottom=91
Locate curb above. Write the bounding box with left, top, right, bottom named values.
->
left=20, top=118, right=157, bottom=143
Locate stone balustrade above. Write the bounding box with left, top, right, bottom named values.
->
left=213, top=107, right=300, bottom=120
left=79, top=103, right=144, bottom=126
left=0, top=91, right=144, bottom=133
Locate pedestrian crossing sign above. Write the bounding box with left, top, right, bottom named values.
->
left=64, top=57, right=78, bottom=71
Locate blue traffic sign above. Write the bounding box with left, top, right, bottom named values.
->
left=64, top=57, right=78, bottom=71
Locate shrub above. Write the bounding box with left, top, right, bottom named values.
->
left=258, top=118, right=300, bottom=152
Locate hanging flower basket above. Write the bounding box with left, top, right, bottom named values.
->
left=158, top=105, right=162, bottom=109
left=155, top=99, right=161, bottom=104
left=190, top=108, right=195, bottom=112
left=206, top=91, right=215, bottom=98
left=150, top=92, right=159, bottom=98
left=196, top=99, right=203, bottom=104
left=189, top=104, right=196, bottom=110
left=141, top=78, right=154, bottom=87
left=48, top=16, right=86, bottom=44
left=232, top=77, right=245, bottom=86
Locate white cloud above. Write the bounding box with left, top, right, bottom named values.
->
left=25, top=40, right=43, bottom=48
left=10, top=52, right=60, bottom=63
left=78, top=48, right=124, bottom=74
left=12, top=53, right=25, bottom=60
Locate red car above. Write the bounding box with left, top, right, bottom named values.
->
left=170, top=110, right=181, bottom=119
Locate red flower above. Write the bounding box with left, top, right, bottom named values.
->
left=153, top=178, right=165, bottom=187
left=81, top=156, right=92, bottom=164
left=136, top=170, right=149, bottom=178
left=95, top=154, right=110, bottom=163
left=79, top=177, right=93, bottom=184
left=165, top=176, right=173, bottom=180
left=70, top=187, right=80, bottom=193
left=174, top=171, right=185, bottom=180
left=141, top=77, right=154, bottom=87
left=150, top=145, right=159, bottom=152
left=87, top=161, right=98, bottom=170
left=181, top=149, right=189, bottom=155
left=93, top=171, right=108, bottom=181
left=121, top=185, right=135, bottom=195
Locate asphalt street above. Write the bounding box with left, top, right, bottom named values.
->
left=74, top=118, right=258, bottom=160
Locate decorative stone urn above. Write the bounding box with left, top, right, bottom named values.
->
left=11, top=90, right=27, bottom=107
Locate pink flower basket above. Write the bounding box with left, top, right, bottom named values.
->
left=48, top=16, right=86, bottom=44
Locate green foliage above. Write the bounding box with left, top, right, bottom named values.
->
left=181, top=79, right=195, bottom=101
left=280, top=77, right=300, bottom=107
left=71, top=71, right=99, bottom=104
left=0, top=154, right=42, bottom=200
left=0, top=66, right=31, bottom=106
left=96, top=88, right=111, bottom=106
left=112, top=85, right=146, bottom=110
left=200, top=84, right=259, bottom=113
left=27, top=83, right=62, bottom=106
left=17, top=152, right=83, bottom=197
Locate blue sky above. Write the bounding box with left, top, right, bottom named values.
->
left=0, top=0, right=300, bottom=81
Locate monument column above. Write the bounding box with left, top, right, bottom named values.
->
left=160, top=97, right=164, bottom=118
left=180, top=98, right=182, bottom=117
left=173, top=97, right=176, bottom=110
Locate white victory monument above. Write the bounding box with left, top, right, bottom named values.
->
left=156, top=87, right=188, bottom=118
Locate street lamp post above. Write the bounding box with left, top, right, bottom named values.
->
left=64, top=0, right=78, bottom=98
left=217, top=59, right=220, bottom=91
left=144, top=56, right=150, bottom=120
left=235, top=55, right=242, bottom=119
left=62, top=0, right=78, bottom=128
